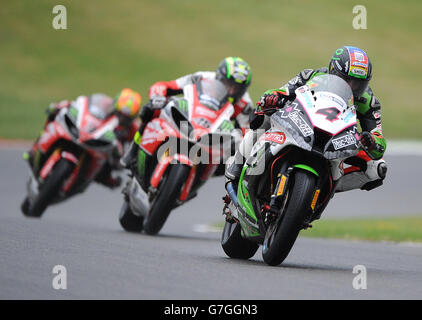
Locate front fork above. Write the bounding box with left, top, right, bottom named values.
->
left=264, top=165, right=327, bottom=229
left=263, top=167, right=293, bottom=226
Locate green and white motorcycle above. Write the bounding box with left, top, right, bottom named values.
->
left=221, top=74, right=362, bottom=266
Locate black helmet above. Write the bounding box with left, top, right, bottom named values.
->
left=216, top=57, right=251, bottom=102
left=328, top=46, right=372, bottom=98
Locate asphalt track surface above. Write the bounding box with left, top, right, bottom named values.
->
left=1, top=146, right=421, bottom=299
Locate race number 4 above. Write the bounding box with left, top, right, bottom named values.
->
left=316, top=107, right=341, bottom=122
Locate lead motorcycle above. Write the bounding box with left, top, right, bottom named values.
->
left=22, top=96, right=121, bottom=217
left=221, top=74, right=366, bottom=266
left=119, top=78, right=241, bottom=235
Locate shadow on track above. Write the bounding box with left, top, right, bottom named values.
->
left=113, top=229, right=219, bottom=243
left=214, top=256, right=356, bottom=273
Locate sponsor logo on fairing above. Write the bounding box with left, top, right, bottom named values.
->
left=288, top=111, right=313, bottom=137
left=260, top=132, right=286, bottom=145
left=332, top=134, right=357, bottom=150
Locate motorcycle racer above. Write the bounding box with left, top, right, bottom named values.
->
left=25, top=89, right=142, bottom=189
left=226, top=46, right=387, bottom=193
left=120, top=57, right=253, bottom=170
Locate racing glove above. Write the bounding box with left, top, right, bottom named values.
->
left=251, top=92, right=287, bottom=130
left=139, top=98, right=166, bottom=125
left=104, top=176, right=122, bottom=189
left=45, top=100, right=71, bottom=121
left=360, top=131, right=375, bottom=151
left=150, top=95, right=167, bottom=109
left=257, top=92, right=288, bottom=110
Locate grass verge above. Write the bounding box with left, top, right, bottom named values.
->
left=301, top=216, right=422, bottom=243
left=214, top=216, right=422, bottom=243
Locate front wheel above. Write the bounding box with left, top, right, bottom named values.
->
left=23, top=158, right=75, bottom=218
left=262, top=170, right=316, bottom=266
left=221, top=220, right=259, bottom=259
left=143, top=163, right=190, bottom=235
left=119, top=200, right=144, bottom=232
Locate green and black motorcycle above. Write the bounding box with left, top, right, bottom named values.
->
left=221, top=74, right=369, bottom=266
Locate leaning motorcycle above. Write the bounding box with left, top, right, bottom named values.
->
left=22, top=96, right=121, bottom=217
left=119, top=78, right=240, bottom=235
left=221, top=74, right=370, bottom=266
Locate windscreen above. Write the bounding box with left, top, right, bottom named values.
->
left=197, top=79, right=229, bottom=111
left=88, top=93, right=114, bottom=120
left=306, top=74, right=354, bottom=108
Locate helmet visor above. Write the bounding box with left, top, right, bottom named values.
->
left=346, top=78, right=369, bottom=97
left=221, top=78, right=248, bottom=102
left=117, top=112, right=133, bottom=127
left=330, top=68, right=369, bottom=97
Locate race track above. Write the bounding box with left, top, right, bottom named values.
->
left=1, top=146, right=421, bottom=299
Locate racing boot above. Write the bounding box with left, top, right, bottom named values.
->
left=224, top=127, right=259, bottom=201
left=225, top=157, right=243, bottom=185
left=23, top=141, right=42, bottom=171
left=23, top=150, right=34, bottom=168
left=335, top=154, right=387, bottom=192
left=224, top=152, right=245, bottom=208
left=95, top=164, right=122, bottom=189
left=120, top=110, right=151, bottom=169
left=120, top=140, right=139, bottom=169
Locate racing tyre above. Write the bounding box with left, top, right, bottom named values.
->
left=143, top=163, right=190, bottom=235
left=262, top=170, right=316, bottom=266
left=119, top=200, right=144, bottom=232
left=24, top=158, right=75, bottom=218
left=221, top=220, right=259, bottom=259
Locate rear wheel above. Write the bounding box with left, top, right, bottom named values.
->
left=143, top=163, right=190, bottom=235
left=23, top=158, right=75, bottom=218
left=119, top=200, right=144, bottom=232
left=221, top=220, right=259, bottom=259
left=262, top=170, right=316, bottom=266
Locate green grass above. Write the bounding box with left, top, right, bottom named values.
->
left=1, top=0, right=422, bottom=139
left=301, top=216, right=422, bottom=242
left=215, top=216, right=422, bottom=243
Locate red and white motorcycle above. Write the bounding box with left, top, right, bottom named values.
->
left=22, top=95, right=121, bottom=217
left=119, top=78, right=241, bottom=235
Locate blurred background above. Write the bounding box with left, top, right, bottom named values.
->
left=1, top=0, right=421, bottom=140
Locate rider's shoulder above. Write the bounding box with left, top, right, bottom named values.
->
left=310, top=67, right=329, bottom=77
left=355, top=86, right=381, bottom=115
left=294, top=67, right=328, bottom=83
left=193, top=71, right=216, bottom=80
left=355, top=86, right=374, bottom=105
left=179, top=71, right=214, bottom=85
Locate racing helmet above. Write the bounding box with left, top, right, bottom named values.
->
left=216, top=57, right=251, bottom=102
left=328, top=46, right=372, bottom=98
left=113, top=88, right=142, bottom=126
